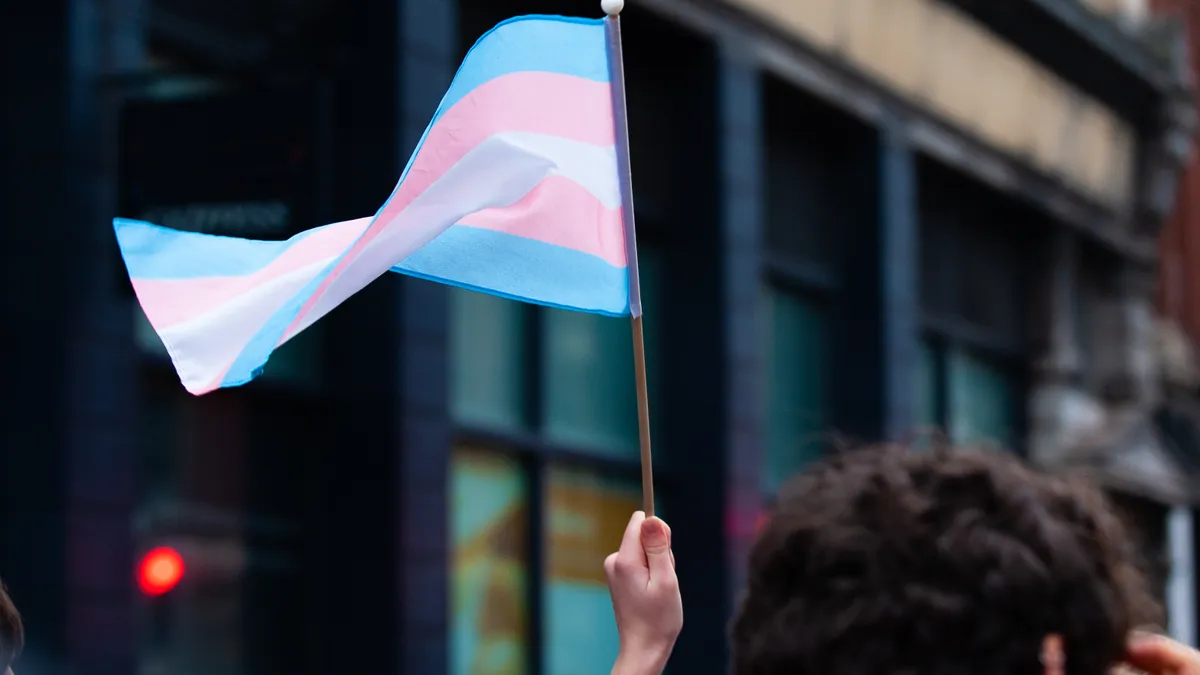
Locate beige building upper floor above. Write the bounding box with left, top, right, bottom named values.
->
left=730, top=0, right=1144, bottom=214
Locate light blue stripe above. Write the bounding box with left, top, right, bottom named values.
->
left=114, top=218, right=327, bottom=280
left=393, top=226, right=630, bottom=317
left=434, top=16, right=609, bottom=128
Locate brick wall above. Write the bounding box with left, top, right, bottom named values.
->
left=1154, top=0, right=1200, bottom=345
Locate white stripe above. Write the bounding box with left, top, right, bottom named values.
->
left=495, top=132, right=620, bottom=208
left=284, top=132, right=620, bottom=339
left=157, top=257, right=336, bottom=393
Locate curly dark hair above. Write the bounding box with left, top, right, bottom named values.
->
left=731, top=445, right=1159, bottom=675
left=0, top=581, right=22, bottom=668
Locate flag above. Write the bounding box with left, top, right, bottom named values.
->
left=115, top=15, right=630, bottom=395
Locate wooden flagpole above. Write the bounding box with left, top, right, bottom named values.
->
left=603, top=0, right=655, bottom=517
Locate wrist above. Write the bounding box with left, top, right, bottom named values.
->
left=612, top=645, right=671, bottom=675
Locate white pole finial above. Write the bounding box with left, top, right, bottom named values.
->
left=601, top=0, right=624, bottom=15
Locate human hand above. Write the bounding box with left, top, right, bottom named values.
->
left=1124, top=632, right=1200, bottom=675
left=604, top=511, right=682, bottom=675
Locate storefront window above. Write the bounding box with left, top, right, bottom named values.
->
left=541, top=250, right=661, bottom=459
left=452, top=448, right=530, bottom=675
left=541, top=309, right=637, bottom=454
left=763, top=287, right=828, bottom=493
left=916, top=341, right=938, bottom=434
left=451, top=290, right=529, bottom=431
left=449, top=245, right=664, bottom=675
left=947, top=348, right=1017, bottom=450
left=544, top=465, right=642, bottom=675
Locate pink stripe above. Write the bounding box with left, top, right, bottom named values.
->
left=456, top=176, right=625, bottom=267
left=285, top=71, right=614, bottom=334
left=132, top=219, right=370, bottom=329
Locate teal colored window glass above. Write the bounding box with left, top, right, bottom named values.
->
left=451, top=289, right=528, bottom=431
left=541, top=310, right=636, bottom=454
left=543, top=466, right=646, bottom=675
left=916, top=340, right=939, bottom=432
left=451, top=447, right=530, bottom=675
left=762, top=287, right=828, bottom=493
left=947, top=347, right=1017, bottom=450
left=541, top=248, right=660, bottom=458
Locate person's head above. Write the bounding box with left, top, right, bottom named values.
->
left=0, top=581, right=21, bottom=674
left=731, top=445, right=1159, bottom=675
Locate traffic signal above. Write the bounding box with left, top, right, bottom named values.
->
left=138, top=546, right=185, bottom=597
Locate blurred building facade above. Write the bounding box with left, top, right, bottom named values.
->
left=1150, top=0, right=1200, bottom=647
left=0, top=0, right=1196, bottom=674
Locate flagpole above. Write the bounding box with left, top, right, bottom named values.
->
left=603, top=0, right=655, bottom=518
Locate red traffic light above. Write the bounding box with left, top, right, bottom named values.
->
left=138, top=547, right=185, bottom=596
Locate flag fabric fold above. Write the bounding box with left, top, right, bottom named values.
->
left=115, top=15, right=629, bottom=395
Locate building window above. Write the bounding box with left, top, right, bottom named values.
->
left=542, top=309, right=638, bottom=455
left=543, top=466, right=643, bottom=674
left=916, top=158, right=1032, bottom=451
left=451, top=448, right=530, bottom=675
left=451, top=292, right=529, bottom=432
left=946, top=347, right=1018, bottom=448
left=450, top=242, right=663, bottom=675
left=541, top=251, right=663, bottom=459
left=916, top=341, right=939, bottom=433
left=919, top=340, right=1019, bottom=450
left=918, top=160, right=1030, bottom=452
left=762, top=287, right=828, bottom=493
left=759, top=75, right=855, bottom=493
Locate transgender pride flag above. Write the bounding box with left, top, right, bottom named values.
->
left=115, top=15, right=640, bottom=395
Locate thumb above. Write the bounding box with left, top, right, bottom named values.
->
left=1126, top=633, right=1200, bottom=674
left=641, top=517, right=674, bottom=578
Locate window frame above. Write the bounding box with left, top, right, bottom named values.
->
left=758, top=70, right=874, bottom=502
left=920, top=324, right=1029, bottom=454
left=917, top=162, right=1033, bottom=455
left=450, top=230, right=666, bottom=675
left=759, top=220, right=838, bottom=500
left=760, top=271, right=835, bottom=497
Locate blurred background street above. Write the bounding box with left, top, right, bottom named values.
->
left=4, top=0, right=1200, bottom=673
